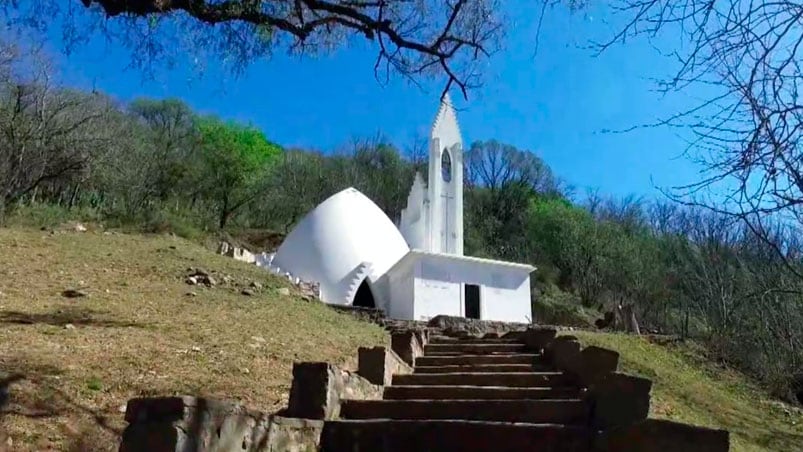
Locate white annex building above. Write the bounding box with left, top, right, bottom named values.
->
left=261, top=95, right=535, bottom=323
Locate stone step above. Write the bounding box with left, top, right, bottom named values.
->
left=428, top=336, right=522, bottom=345
left=384, top=385, right=583, bottom=400
left=393, top=372, right=570, bottom=387
left=340, top=399, right=590, bottom=424
left=414, top=363, right=539, bottom=373
left=320, top=419, right=594, bottom=452
left=424, top=343, right=526, bottom=355
left=416, top=353, right=545, bottom=366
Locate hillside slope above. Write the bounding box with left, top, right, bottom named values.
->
left=1, top=227, right=801, bottom=451
left=0, top=227, right=386, bottom=451
left=570, top=332, right=803, bottom=451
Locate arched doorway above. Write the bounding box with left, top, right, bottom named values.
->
left=352, top=279, right=376, bottom=308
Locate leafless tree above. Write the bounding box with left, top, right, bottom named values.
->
left=586, top=1, right=803, bottom=276
left=464, top=140, right=559, bottom=194
left=0, top=40, right=119, bottom=218
left=6, top=0, right=505, bottom=99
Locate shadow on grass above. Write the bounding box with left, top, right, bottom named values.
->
left=1, top=358, right=123, bottom=449
left=0, top=306, right=147, bottom=328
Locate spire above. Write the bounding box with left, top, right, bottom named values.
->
left=430, top=92, right=462, bottom=146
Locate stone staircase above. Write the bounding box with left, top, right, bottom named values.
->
left=322, top=334, right=597, bottom=451
left=118, top=323, right=731, bottom=452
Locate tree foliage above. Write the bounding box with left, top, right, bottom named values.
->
left=195, top=115, right=281, bottom=228
left=0, top=34, right=801, bottom=403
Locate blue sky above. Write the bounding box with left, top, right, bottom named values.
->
left=12, top=1, right=706, bottom=199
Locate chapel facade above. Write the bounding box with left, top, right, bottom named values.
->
left=260, top=95, right=535, bottom=323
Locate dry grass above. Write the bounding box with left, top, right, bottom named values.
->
left=0, top=227, right=386, bottom=451
left=569, top=331, right=803, bottom=452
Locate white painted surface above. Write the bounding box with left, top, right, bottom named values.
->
left=399, top=94, right=464, bottom=255
left=271, top=187, right=410, bottom=305
left=387, top=259, right=415, bottom=320
left=385, top=251, right=535, bottom=322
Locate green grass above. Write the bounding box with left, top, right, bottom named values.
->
left=569, top=331, right=803, bottom=452
left=533, top=285, right=600, bottom=327
left=0, top=227, right=386, bottom=451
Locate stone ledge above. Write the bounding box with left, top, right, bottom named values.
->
left=286, top=362, right=382, bottom=420
left=358, top=346, right=413, bottom=386
left=595, top=419, right=730, bottom=452
left=119, top=396, right=323, bottom=452
left=590, top=372, right=652, bottom=429
left=390, top=330, right=426, bottom=366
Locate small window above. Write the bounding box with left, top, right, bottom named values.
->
left=441, top=149, right=452, bottom=182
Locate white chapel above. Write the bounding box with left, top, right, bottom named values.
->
left=260, top=95, right=535, bottom=323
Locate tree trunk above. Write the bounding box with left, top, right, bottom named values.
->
left=614, top=304, right=641, bottom=335
left=624, top=304, right=641, bottom=335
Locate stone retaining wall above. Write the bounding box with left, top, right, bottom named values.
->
left=119, top=396, right=322, bottom=452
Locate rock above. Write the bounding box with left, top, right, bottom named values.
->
left=204, top=276, right=217, bottom=287
left=62, top=289, right=87, bottom=298
left=64, top=323, right=76, bottom=330
left=250, top=281, right=263, bottom=290
left=427, top=315, right=528, bottom=337
left=73, top=223, right=87, bottom=232
left=278, top=287, right=291, bottom=296
left=119, top=403, right=128, bottom=413
left=185, top=292, right=197, bottom=297
left=241, top=289, right=255, bottom=296
left=184, top=276, right=198, bottom=286
left=188, top=268, right=209, bottom=277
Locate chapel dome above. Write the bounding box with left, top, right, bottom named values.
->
left=271, top=187, right=410, bottom=305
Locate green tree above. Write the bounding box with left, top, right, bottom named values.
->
left=194, top=116, right=281, bottom=228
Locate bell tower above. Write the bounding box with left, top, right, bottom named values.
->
left=427, top=93, right=464, bottom=256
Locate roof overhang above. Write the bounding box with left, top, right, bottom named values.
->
left=387, top=249, right=536, bottom=276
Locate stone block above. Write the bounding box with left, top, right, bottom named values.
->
left=578, top=346, right=620, bottom=386
left=286, top=363, right=335, bottom=420
left=391, top=331, right=425, bottom=366
left=286, top=362, right=382, bottom=420
left=595, top=419, right=730, bottom=452
left=264, top=416, right=324, bottom=452
left=358, top=346, right=414, bottom=386
left=119, top=422, right=184, bottom=452
left=522, top=326, right=557, bottom=352
left=120, top=396, right=272, bottom=452
left=119, top=396, right=325, bottom=452
left=545, top=338, right=582, bottom=377
left=590, top=373, right=652, bottom=429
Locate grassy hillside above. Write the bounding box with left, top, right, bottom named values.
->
left=1, top=226, right=801, bottom=451
left=569, top=332, right=803, bottom=452
left=0, top=227, right=386, bottom=451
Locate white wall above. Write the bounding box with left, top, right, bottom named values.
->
left=414, top=258, right=463, bottom=320
left=387, top=260, right=415, bottom=320
left=409, top=254, right=532, bottom=323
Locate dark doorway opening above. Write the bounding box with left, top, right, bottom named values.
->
left=352, top=279, right=376, bottom=308
left=465, top=284, right=481, bottom=319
